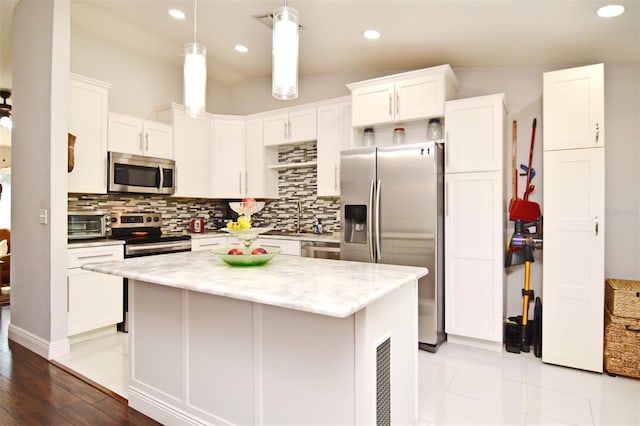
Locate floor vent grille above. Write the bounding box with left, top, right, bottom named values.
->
left=376, top=337, right=391, bottom=425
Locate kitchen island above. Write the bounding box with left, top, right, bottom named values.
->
left=83, top=250, right=427, bottom=425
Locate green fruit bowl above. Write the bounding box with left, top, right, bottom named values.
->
left=211, top=247, right=281, bottom=267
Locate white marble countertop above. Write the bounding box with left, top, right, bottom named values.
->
left=82, top=250, right=427, bottom=318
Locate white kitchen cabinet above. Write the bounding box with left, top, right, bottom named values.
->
left=444, top=171, right=505, bottom=348
left=245, top=118, right=278, bottom=199
left=191, top=235, right=227, bottom=251
left=212, top=117, right=245, bottom=198
left=159, top=105, right=213, bottom=198
left=108, top=112, right=173, bottom=159
left=444, top=94, right=506, bottom=173
left=228, top=237, right=301, bottom=256
left=443, top=93, right=507, bottom=351
left=542, top=64, right=605, bottom=373
left=68, top=74, right=111, bottom=194
left=263, top=107, right=316, bottom=146
left=67, top=244, right=124, bottom=339
left=543, top=63, right=604, bottom=151
left=317, top=100, right=351, bottom=197
left=347, top=65, right=458, bottom=128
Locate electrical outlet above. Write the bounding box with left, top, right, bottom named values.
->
left=39, top=209, right=48, bottom=225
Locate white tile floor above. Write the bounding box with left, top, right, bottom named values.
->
left=56, top=333, right=640, bottom=425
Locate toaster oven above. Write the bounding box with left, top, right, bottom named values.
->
left=68, top=211, right=111, bottom=240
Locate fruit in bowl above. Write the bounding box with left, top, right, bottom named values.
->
left=212, top=247, right=281, bottom=266
left=237, top=215, right=252, bottom=229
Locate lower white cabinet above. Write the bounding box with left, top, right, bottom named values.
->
left=191, top=235, right=227, bottom=252
left=228, top=237, right=301, bottom=256
left=444, top=171, right=505, bottom=349
left=542, top=147, right=605, bottom=372
left=67, top=244, right=124, bottom=338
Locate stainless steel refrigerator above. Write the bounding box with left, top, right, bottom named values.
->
left=340, top=142, right=444, bottom=351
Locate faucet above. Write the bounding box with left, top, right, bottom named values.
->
left=296, top=201, right=302, bottom=233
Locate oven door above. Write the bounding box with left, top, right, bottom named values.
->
left=108, top=151, right=175, bottom=194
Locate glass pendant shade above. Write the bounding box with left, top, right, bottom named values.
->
left=0, top=116, right=11, bottom=131
left=184, top=42, right=207, bottom=117
left=272, top=6, right=299, bottom=100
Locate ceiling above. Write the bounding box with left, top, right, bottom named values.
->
left=0, top=0, right=638, bottom=88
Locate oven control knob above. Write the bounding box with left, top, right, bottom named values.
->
left=146, top=216, right=152, bottom=222
left=153, top=216, right=159, bottom=222
left=111, top=217, right=117, bottom=223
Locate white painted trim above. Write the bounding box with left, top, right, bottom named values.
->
left=129, top=387, right=210, bottom=426
left=8, top=323, right=70, bottom=360
left=447, top=334, right=503, bottom=352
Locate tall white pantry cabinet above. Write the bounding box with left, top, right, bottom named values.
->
left=444, top=94, right=508, bottom=351
left=542, top=63, right=605, bottom=372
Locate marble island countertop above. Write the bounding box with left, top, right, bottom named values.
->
left=82, top=250, right=427, bottom=318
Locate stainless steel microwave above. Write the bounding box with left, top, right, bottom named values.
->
left=108, top=152, right=175, bottom=195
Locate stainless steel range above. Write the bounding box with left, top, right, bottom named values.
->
left=111, top=212, right=191, bottom=331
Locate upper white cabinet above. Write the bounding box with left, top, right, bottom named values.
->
left=444, top=94, right=507, bottom=173
left=263, top=107, right=317, bottom=146
left=317, top=100, right=351, bottom=197
left=542, top=64, right=605, bottom=373
left=212, top=117, right=246, bottom=198
left=245, top=118, right=278, bottom=199
left=157, top=105, right=213, bottom=198
left=347, top=65, right=458, bottom=128
left=543, top=63, right=604, bottom=151
left=68, top=74, right=111, bottom=194
left=108, top=112, right=173, bottom=159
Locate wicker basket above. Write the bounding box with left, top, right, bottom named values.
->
left=604, top=307, right=640, bottom=379
left=605, top=279, right=640, bottom=319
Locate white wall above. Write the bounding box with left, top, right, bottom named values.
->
left=10, top=0, right=69, bottom=358
left=70, top=26, right=232, bottom=119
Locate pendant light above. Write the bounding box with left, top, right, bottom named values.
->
left=272, top=1, right=299, bottom=100
left=183, top=0, right=207, bottom=117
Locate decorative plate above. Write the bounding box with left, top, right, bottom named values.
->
left=211, top=247, right=281, bottom=267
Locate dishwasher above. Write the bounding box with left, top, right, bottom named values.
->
left=300, top=240, right=341, bottom=260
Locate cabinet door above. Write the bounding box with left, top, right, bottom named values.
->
left=212, top=119, right=245, bottom=198
left=288, top=108, right=317, bottom=143
left=143, top=120, right=173, bottom=159
left=68, top=76, right=109, bottom=194
left=108, top=112, right=143, bottom=155
left=245, top=118, right=278, bottom=198
left=68, top=268, right=123, bottom=336
left=444, top=171, right=504, bottom=343
left=263, top=113, right=288, bottom=146
left=543, top=64, right=604, bottom=151
left=445, top=94, right=506, bottom=173
left=192, top=236, right=227, bottom=251
left=542, top=148, right=604, bottom=372
left=351, top=82, right=394, bottom=127
left=173, top=110, right=212, bottom=198
left=395, top=74, right=445, bottom=122
left=317, top=102, right=351, bottom=197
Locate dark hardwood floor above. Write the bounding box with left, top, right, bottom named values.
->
left=0, top=305, right=161, bottom=425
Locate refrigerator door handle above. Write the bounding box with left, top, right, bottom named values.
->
left=375, top=179, right=382, bottom=261
left=368, top=179, right=375, bottom=261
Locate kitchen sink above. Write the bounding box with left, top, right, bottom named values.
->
left=263, top=231, right=309, bottom=237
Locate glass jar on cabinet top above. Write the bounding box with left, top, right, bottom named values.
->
left=362, top=127, right=375, bottom=146
left=427, top=118, right=443, bottom=141
left=393, top=128, right=405, bottom=145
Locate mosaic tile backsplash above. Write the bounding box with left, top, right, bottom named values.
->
left=68, top=142, right=341, bottom=234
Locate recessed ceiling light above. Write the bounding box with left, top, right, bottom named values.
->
left=235, top=45, right=249, bottom=53
left=364, top=30, right=380, bottom=40
left=168, top=9, right=186, bottom=20
left=596, top=4, right=625, bottom=17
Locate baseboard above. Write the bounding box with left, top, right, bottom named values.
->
left=128, top=387, right=218, bottom=426
left=8, top=323, right=70, bottom=360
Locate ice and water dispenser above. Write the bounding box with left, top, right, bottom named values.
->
left=344, top=205, right=368, bottom=244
